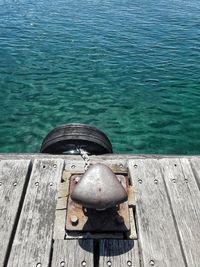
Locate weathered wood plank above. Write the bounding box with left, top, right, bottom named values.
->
left=53, top=183, right=68, bottom=240
left=7, top=159, right=64, bottom=267
left=189, top=157, right=200, bottom=189
left=128, top=159, right=185, bottom=267
left=0, top=160, right=30, bottom=267
left=64, top=160, right=128, bottom=174
left=0, top=153, right=165, bottom=161
left=160, top=158, right=200, bottom=266
left=51, top=239, right=94, bottom=267
left=99, top=240, right=140, bottom=267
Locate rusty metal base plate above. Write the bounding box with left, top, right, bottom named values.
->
left=66, top=174, right=130, bottom=232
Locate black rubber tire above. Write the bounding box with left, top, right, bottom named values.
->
left=40, top=123, right=113, bottom=155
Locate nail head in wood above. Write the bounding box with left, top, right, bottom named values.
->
left=149, top=260, right=155, bottom=266
left=81, top=260, right=86, bottom=266
left=70, top=215, right=79, bottom=226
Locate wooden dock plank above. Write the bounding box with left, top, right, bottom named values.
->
left=0, top=160, right=30, bottom=267
left=128, top=159, right=185, bottom=267
left=51, top=239, right=94, bottom=267
left=189, top=157, right=200, bottom=189
left=99, top=240, right=140, bottom=267
left=7, top=159, right=64, bottom=267
left=160, top=158, right=200, bottom=267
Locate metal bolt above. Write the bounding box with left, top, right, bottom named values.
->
left=60, top=261, right=65, bottom=267
left=154, top=179, right=158, bottom=184
left=134, top=164, right=137, bottom=168
left=81, top=261, right=86, bottom=266
left=119, top=164, right=123, bottom=168
left=36, top=263, right=42, bottom=267
left=127, top=261, right=132, bottom=266
left=149, top=260, right=155, bottom=266
left=138, top=179, right=142, bottom=184
left=70, top=215, right=79, bottom=226
left=107, top=261, right=112, bottom=266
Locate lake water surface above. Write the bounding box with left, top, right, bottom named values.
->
left=0, top=0, right=200, bottom=154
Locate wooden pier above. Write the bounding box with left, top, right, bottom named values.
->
left=0, top=154, right=199, bottom=267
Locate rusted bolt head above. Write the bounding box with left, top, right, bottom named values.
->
left=70, top=215, right=79, bottom=226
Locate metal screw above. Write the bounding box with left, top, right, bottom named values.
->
left=172, top=179, right=176, bottom=183
left=71, top=165, right=76, bottom=169
left=81, top=261, right=86, bottom=266
left=49, top=182, right=53, bottom=187
left=107, top=261, right=112, bottom=266
left=134, top=164, right=137, bottom=168
left=127, top=261, right=132, bottom=266
left=35, top=182, right=39, bottom=186
left=53, top=164, right=57, bottom=168
left=119, top=164, right=123, bottom=168
left=184, top=179, right=188, bottom=183
left=43, top=165, right=46, bottom=169
left=13, top=182, right=17, bottom=186
left=36, top=263, right=42, bottom=267
left=154, top=179, right=158, bottom=184
left=70, top=215, right=79, bottom=226
left=0, top=182, right=2, bottom=186
left=138, top=179, right=142, bottom=184
left=60, top=261, right=65, bottom=267
left=149, top=260, right=155, bottom=266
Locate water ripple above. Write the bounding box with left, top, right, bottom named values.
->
left=0, top=0, right=200, bottom=154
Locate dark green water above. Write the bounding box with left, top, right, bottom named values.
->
left=0, top=0, right=200, bottom=154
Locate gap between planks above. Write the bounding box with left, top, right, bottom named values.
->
left=0, top=160, right=32, bottom=267
left=7, top=158, right=64, bottom=267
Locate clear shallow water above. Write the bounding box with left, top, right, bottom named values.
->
left=0, top=0, right=200, bottom=154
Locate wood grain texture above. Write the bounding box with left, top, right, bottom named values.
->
left=0, top=160, right=30, bottom=267
left=53, top=171, right=71, bottom=240
left=51, top=239, right=94, bottom=267
left=128, top=159, right=185, bottom=267
left=160, top=158, right=200, bottom=267
left=7, top=159, right=64, bottom=267
left=189, top=157, right=200, bottom=189
left=99, top=240, right=140, bottom=267
left=0, top=153, right=160, bottom=160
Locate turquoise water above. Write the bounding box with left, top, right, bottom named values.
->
left=0, top=0, right=200, bottom=154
